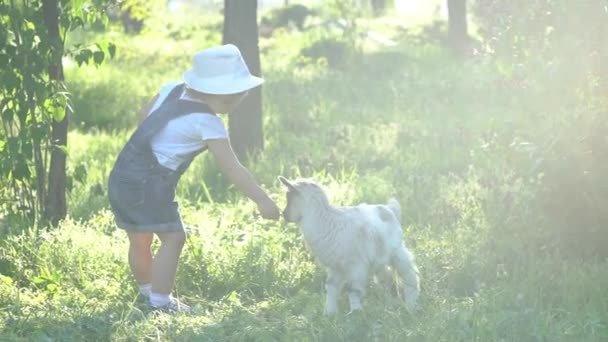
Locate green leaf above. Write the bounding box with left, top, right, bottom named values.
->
left=7, top=137, right=19, bottom=154
left=60, top=15, right=71, bottom=31
left=0, top=275, right=13, bottom=286
left=53, top=144, right=69, bottom=156
left=93, top=50, right=104, bottom=65
left=4, top=69, right=19, bottom=92
left=33, top=80, right=47, bottom=101
left=2, top=108, right=14, bottom=123
left=66, top=175, right=73, bottom=193
left=75, top=48, right=93, bottom=66
left=51, top=104, right=66, bottom=122
left=71, top=16, right=85, bottom=31
left=46, top=283, right=58, bottom=292
left=108, top=43, right=117, bottom=59
left=73, top=163, right=87, bottom=184
left=74, top=55, right=84, bottom=66
left=57, top=91, right=73, bottom=115
left=72, top=0, right=85, bottom=19
left=100, top=15, right=110, bottom=29
left=32, top=276, right=46, bottom=285
left=12, top=158, right=30, bottom=181
left=23, top=20, right=35, bottom=32
left=46, top=92, right=69, bottom=122
left=31, top=123, right=46, bottom=142
left=495, top=59, right=514, bottom=78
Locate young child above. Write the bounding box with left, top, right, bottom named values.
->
left=108, top=44, right=281, bottom=313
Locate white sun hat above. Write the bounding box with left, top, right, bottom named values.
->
left=183, top=44, right=264, bottom=95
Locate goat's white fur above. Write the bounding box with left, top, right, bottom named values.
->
left=279, top=177, right=420, bottom=314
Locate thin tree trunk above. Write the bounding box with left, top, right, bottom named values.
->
left=223, top=0, right=263, bottom=162
left=27, top=90, right=46, bottom=221
left=43, top=0, right=68, bottom=226
left=371, top=0, right=386, bottom=16
left=447, top=0, right=468, bottom=52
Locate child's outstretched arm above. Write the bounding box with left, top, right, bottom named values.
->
left=207, top=138, right=281, bottom=220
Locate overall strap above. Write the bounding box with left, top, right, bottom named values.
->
left=127, top=83, right=216, bottom=150
left=112, top=83, right=217, bottom=177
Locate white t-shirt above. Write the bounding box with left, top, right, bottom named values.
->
left=148, top=81, right=228, bottom=170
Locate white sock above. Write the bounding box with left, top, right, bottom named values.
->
left=138, top=283, right=152, bottom=297
left=149, top=292, right=171, bottom=307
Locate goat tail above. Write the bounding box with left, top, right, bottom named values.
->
left=387, top=198, right=401, bottom=223
left=392, top=245, right=420, bottom=312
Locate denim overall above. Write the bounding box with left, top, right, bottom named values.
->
left=108, top=84, right=216, bottom=232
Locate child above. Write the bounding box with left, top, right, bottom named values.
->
left=108, top=44, right=281, bottom=313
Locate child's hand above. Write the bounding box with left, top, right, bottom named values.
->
left=257, top=198, right=281, bottom=221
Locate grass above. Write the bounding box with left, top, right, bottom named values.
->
left=2, top=218, right=606, bottom=341
left=1, top=3, right=607, bottom=341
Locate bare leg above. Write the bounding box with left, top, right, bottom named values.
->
left=127, top=232, right=154, bottom=285
left=151, top=230, right=187, bottom=294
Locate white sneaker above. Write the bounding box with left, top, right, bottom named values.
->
left=151, top=297, right=192, bottom=314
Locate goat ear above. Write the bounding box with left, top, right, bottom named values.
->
left=278, top=176, right=298, bottom=191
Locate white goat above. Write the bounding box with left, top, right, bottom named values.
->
left=279, top=176, right=420, bottom=314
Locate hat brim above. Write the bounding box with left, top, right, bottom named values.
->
left=183, top=71, right=264, bottom=95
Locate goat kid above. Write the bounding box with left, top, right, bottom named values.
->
left=279, top=176, right=420, bottom=314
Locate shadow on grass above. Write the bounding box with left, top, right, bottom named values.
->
left=167, top=289, right=419, bottom=341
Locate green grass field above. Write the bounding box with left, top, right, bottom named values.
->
left=1, top=2, right=607, bottom=341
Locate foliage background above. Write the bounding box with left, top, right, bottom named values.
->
left=0, top=0, right=607, bottom=340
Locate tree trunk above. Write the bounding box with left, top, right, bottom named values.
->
left=371, top=0, right=386, bottom=16
left=43, top=0, right=67, bottom=226
left=447, top=0, right=469, bottom=52
left=223, top=0, right=263, bottom=162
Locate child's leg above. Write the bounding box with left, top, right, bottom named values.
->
left=151, top=230, right=187, bottom=295
left=127, top=232, right=154, bottom=285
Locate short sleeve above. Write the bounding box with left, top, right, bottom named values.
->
left=194, top=114, right=228, bottom=141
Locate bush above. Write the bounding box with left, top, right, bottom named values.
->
left=536, top=110, right=608, bottom=257
left=471, top=0, right=608, bottom=258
